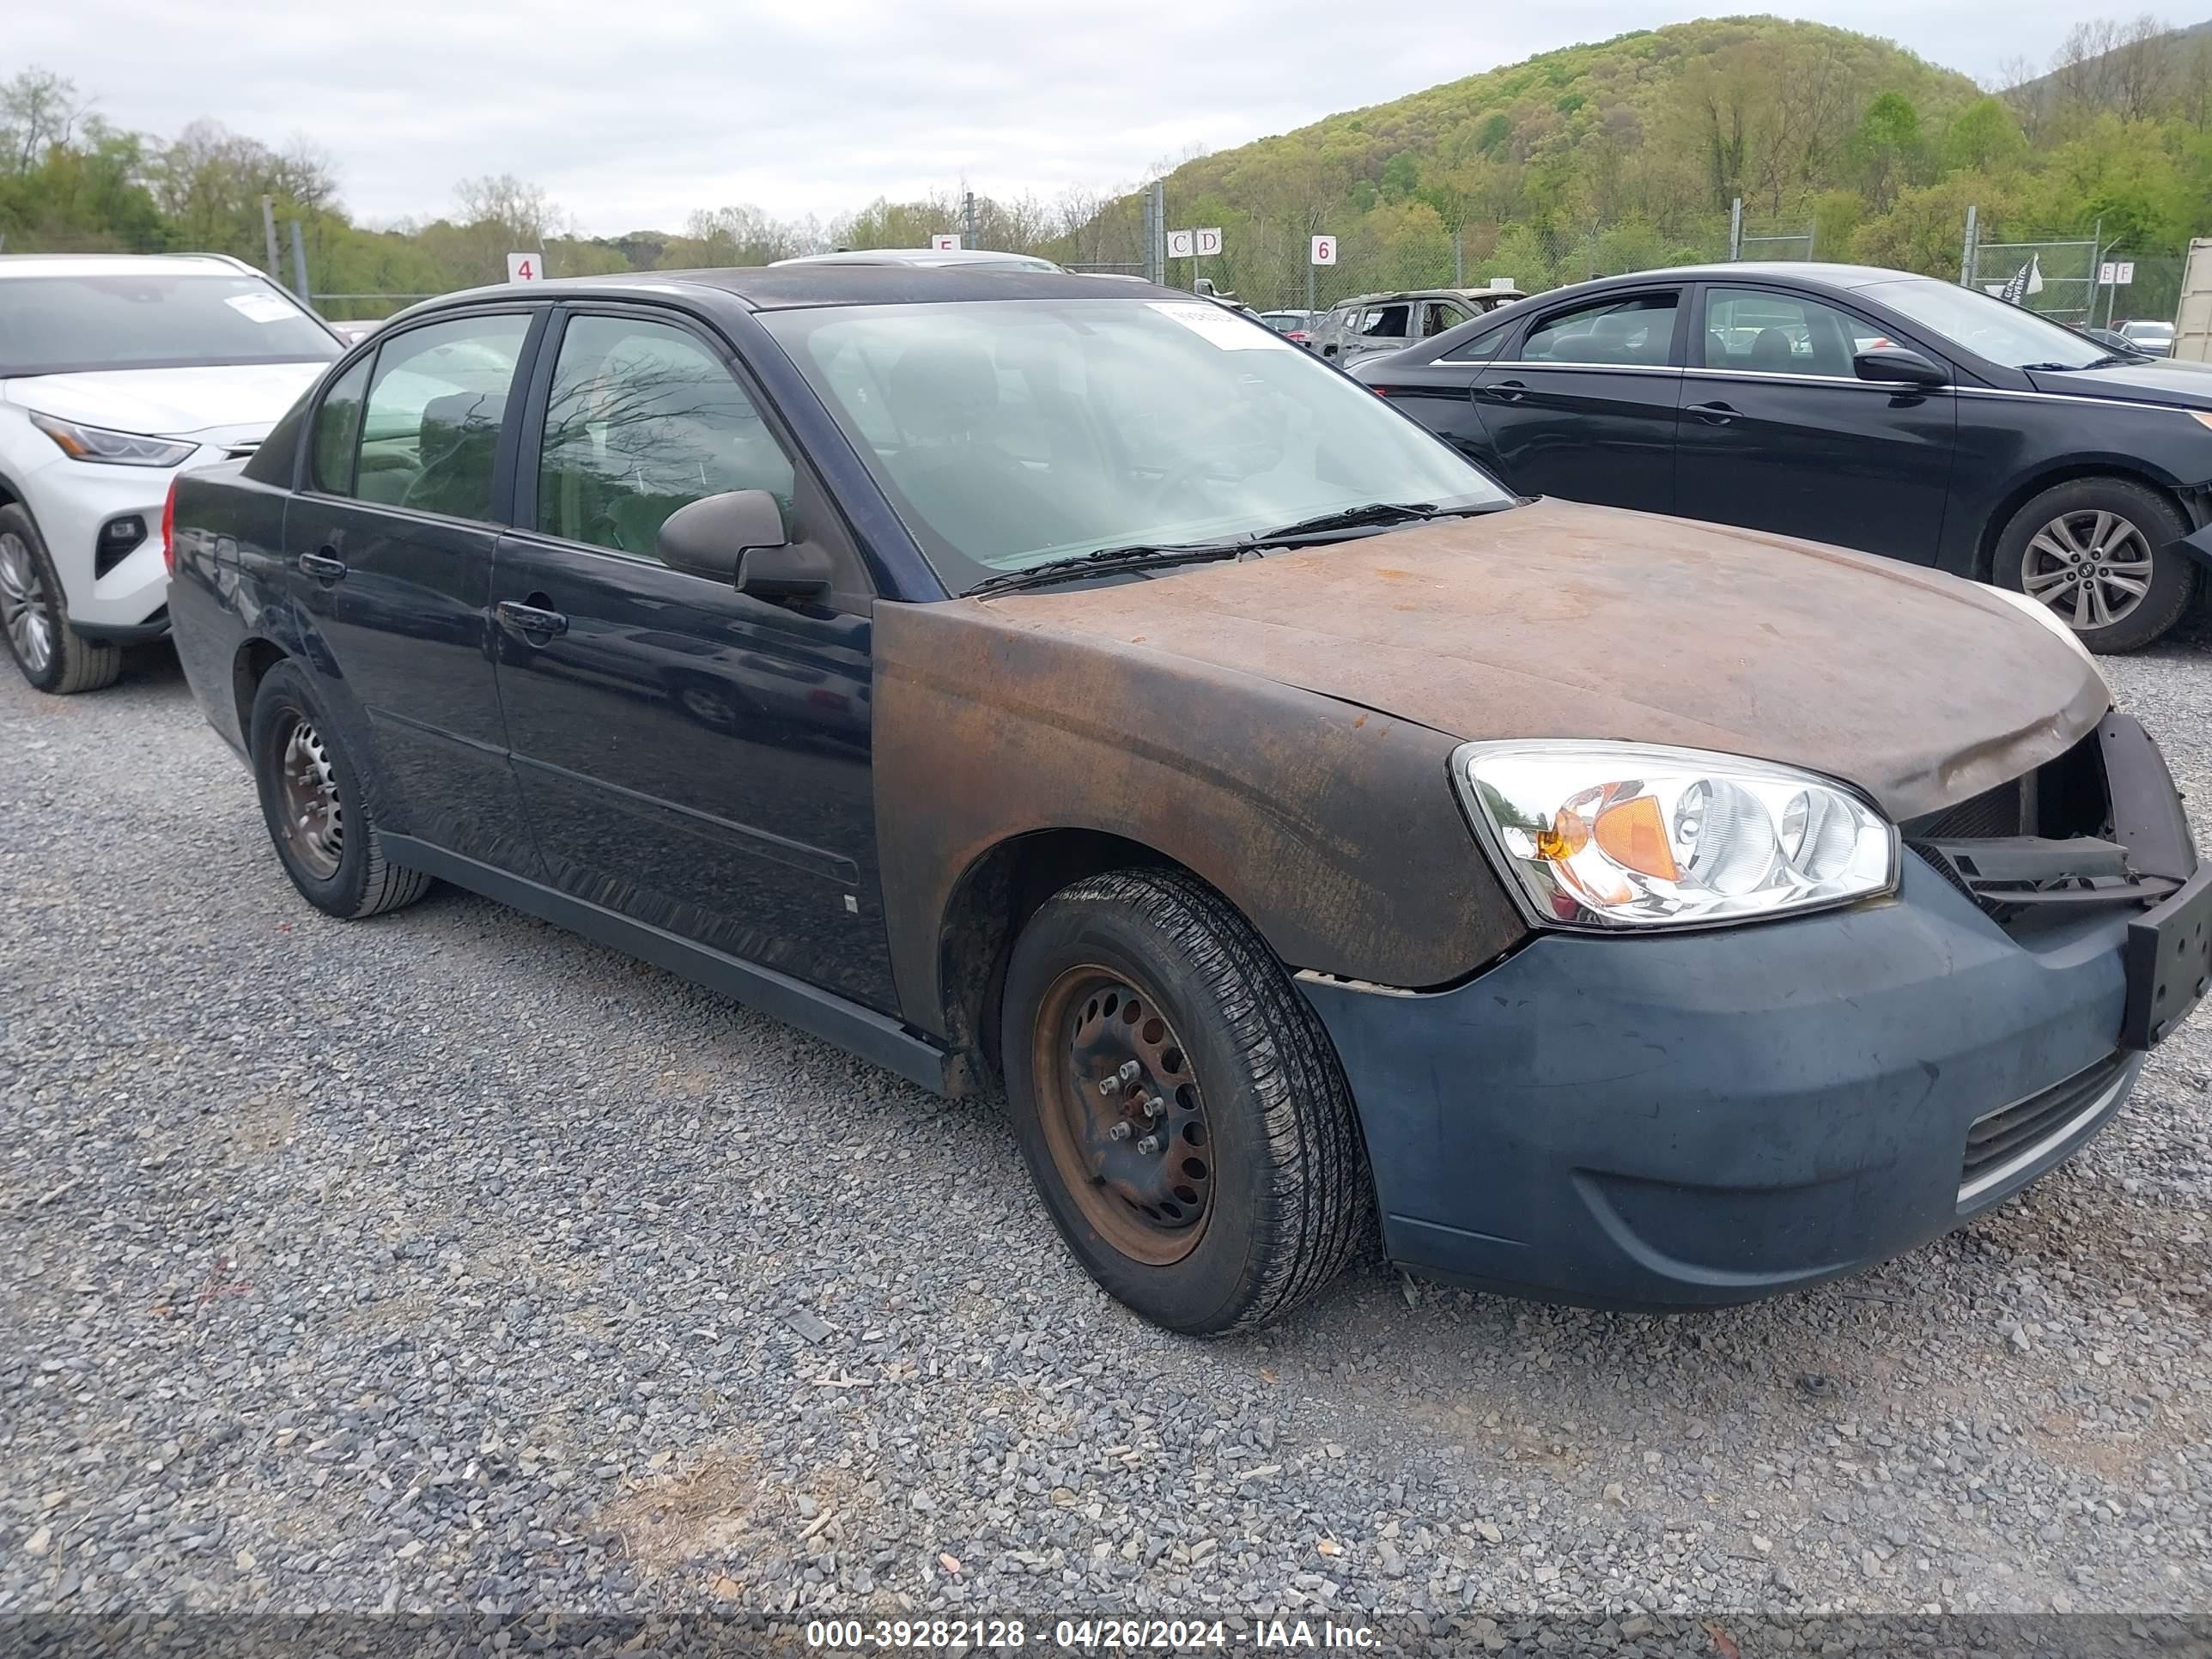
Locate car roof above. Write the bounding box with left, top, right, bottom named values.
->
left=771, top=248, right=1059, bottom=270
left=0, top=252, right=267, bottom=280
left=1328, top=287, right=1523, bottom=309
left=409, top=264, right=1192, bottom=320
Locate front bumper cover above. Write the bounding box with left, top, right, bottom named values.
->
left=1301, top=849, right=2170, bottom=1311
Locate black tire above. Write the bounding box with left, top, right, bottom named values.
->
left=1000, top=868, right=1369, bottom=1334
left=0, top=503, right=124, bottom=695
left=248, top=659, right=432, bottom=920
left=1993, top=477, right=2198, bottom=653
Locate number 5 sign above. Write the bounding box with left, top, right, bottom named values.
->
left=507, top=252, right=542, bottom=283
left=1310, top=235, right=1337, bottom=267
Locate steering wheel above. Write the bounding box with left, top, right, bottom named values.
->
left=1151, top=434, right=1290, bottom=512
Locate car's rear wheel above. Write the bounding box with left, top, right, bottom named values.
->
left=0, top=505, right=124, bottom=695
left=249, top=659, right=433, bottom=920
left=1994, top=478, right=2198, bottom=653
left=1001, top=868, right=1368, bottom=1334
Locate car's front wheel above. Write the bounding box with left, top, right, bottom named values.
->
left=1993, top=478, right=2199, bottom=653
left=0, top=505, right=123, bottom=695
left=1001, top=868, right=1369, bottom=1334
left=249, top=659, right=433, bottom=920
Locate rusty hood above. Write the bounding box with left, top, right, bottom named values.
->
left=978, top=497, right=2109, bottom=822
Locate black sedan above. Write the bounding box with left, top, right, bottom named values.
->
left=1354, top=263, right=2212, bottom=652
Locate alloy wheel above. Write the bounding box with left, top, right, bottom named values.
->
left=1032, top=967, right=1216, bottom=1267
left=276, top=714, right=345, bottom=879
left=0, top=532, right=54, bottom=677
left=2021, top=509, right=2154, bottom=631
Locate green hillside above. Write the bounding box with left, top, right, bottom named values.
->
left=1051, top=15, right=2212, bottom=310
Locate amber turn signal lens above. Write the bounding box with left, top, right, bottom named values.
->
left=1593, top=794, right=1680, bottom=880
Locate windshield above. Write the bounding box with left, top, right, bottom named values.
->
left=0, top=272, right=339, bottom=376
left=763, top=297, right=1508, bottom=591
left=1859, top=277, right=2111, bottom=370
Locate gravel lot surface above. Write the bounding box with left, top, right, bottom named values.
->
left=3, top=617, right=2209, bottom=1635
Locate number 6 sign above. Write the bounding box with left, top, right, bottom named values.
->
left=1310, top=235, right=1337, bottom=267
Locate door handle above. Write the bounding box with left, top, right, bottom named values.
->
left=297, top=550, right=347, bottom=581
left=495, top=599, right=568, bottom=639
left=1480, top=379, right=1528, bottom=403
left=1686, top=400, right=1736, bottom=424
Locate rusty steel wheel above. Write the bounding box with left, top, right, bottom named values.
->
left=1031, top=967, right=1216, bottom=1266
left=1002, top=868, right=1369, bottom=1334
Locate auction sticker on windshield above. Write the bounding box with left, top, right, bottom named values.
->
left=1148, top=301, right=1291, bottom=350
left=225, top=292, right=299, bottom=324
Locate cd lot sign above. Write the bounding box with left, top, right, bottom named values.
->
left=1168, top=228, right=1224, bottom=259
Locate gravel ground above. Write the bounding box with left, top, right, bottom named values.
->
left=3, top=615, right=2209, bottom=1635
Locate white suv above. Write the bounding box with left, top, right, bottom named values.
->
left=0, top=253, right=341, bottom=692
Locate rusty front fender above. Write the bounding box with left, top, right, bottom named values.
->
left=872, top=599, right=1528, bottom=1048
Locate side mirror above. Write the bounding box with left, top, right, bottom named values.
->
left=656, top=489, right=787, bottom=584
left=736, top=541, right=833, bottom=603
left=1854, top=347, right=1948, bottom=389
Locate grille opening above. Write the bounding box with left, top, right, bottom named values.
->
left=1960, top=1052, right=2129, bottom=1198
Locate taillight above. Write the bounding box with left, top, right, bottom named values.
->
left=161, top=477, right=179, bottom=575
left=1370, top=384, right=1389, bottom=397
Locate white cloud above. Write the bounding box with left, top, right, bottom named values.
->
left=21, top=0, right=2099, bottom=234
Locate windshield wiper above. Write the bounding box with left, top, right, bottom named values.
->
left=1235, top=499, right=1510, bottom=549
left=967, top=539, right=1245, bottom=597
left=2020, top=356, right=2131, bottom=371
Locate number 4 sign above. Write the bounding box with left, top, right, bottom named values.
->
left=1310, top=235, right=1337, bottom=267
left=507, top=252, right=542, bottom=283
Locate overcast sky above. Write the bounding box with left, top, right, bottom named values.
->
left=21, top=0, right=2123, bottom=234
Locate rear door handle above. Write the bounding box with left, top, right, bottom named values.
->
left=297, top=550, right=347, bottom=580
left=1480, top=379, right=1528, bottom=404
left=495, top=599, right=568, bottom=639
left=1686, top=400, right=1736, bottom=424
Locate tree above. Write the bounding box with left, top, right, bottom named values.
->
left=1943, top=96, right=2028, bottom=173
left=1854, top=92, right=1923, bottom=211
left=0, top=69, right=87, bottom=175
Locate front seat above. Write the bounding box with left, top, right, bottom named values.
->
left=1749, top=328, right=1796, bottom=373
left=879, top=343, right=1073, bottom=562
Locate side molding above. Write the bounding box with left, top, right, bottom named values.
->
left=380, top=835, right=957, bottom=1095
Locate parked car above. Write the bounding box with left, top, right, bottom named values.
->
left=0, top=252, right=343, bottom=692
left=1310, top=287, right=1527, bottom=366
left=772, top=247, right=1064, bottom=274
left=1357, top=262, right=2212, bottom=651
left=2118, top=319, right=2177, bottom=356
left=168, top=264, right=2208, bottom=1334
left=2081, top=325, right=2143, bottom=356
left=1259, top=308, right=1318, bottom=345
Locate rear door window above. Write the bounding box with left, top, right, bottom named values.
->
left=356, top=313, right=532, bottom=520
left=1522, top=293, right=1680, bottom=366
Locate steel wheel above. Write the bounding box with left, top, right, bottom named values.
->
left=2021, top=508, right=2154, bottom=631
left=276, top=714, right=345, bottom=879
left=1031, top=966, right=1216, bottom=1267
left=0, top=530, right=53, bottom=678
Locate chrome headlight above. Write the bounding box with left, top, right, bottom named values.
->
left=29, top=411, right=197, bottom=468
left=1453, top=741, right=1898, bottom=931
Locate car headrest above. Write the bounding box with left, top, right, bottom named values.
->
left=420, top=391, right=505, bottom=449
left=884, top=342, right=999, bottom=443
